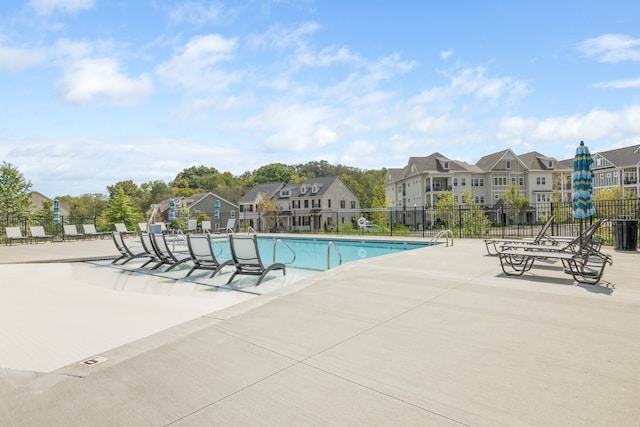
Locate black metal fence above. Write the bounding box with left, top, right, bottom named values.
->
left=3, top=199, right=639, bottom=245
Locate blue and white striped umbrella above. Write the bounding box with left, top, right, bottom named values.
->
left=53, top=199, right=60, bottom=223
left=169, top=199, right=176, bottom=221
left=572, top=141, right=596, bottom=219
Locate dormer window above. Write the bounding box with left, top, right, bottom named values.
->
left=443, top=161, right=449, bottom=170
left=300, top=186, right=307, bottom=194
left=311, top=184, right=320, bottom=193
left=280, top=190, right=290, bottom=197
left=547, top=160, right=553, bottom=168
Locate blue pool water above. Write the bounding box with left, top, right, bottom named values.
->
left=210, top=236, right=432, bottom=271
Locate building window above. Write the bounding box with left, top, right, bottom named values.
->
left=230, top=210, right=235, bottom=218
left=304, top=200, right=309, bottom=208
left=453, top=178, right=458, bottom=186
left=340, top=200, right=346, bottom=208
left=280, top=190, right=290, bottom=197
left=328, top=199, right=331, bottom=208
left=506, top=160, right=511, bottom=169
left=351, top=201, right=356, bottom=209
left=461, top=178, right=466, bottom=186
left=536, top=177, right=546, bottom=185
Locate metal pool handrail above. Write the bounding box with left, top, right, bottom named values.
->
left=327, top=241, right=343, bottom=270
left=273, top=239, right=296, bottom=264
left=430, top=229, right=453, bottom=247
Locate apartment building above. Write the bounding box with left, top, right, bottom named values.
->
left=385, top=149, right=572, bottom=209
left=590, top=144, right=640, bottom=196
left=239, top=176, right=360, bottom=232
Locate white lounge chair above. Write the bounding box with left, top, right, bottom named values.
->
left=216, top=218, right=236, bottom=234
left=184, top=234, right=233, bottom=278
left=114, top=223, right=136, bottom=237
left=150, top=232, right=192, bottom=271
left=5, top=227, right=28, bottom=245
left=82, top=224, right=109, bottom=239
left=63, top=224, right=84, bottom=240
left=29, top=226, right=53, bottom=243
left=201, top=220, right=212, bottom=234
left=186, top=219, right=198, bottom=234
left=226, top=234, right=285, bottom=286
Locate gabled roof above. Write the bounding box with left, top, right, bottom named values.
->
left=476, top=149, right=526, bottom=171
left=159, top=192, right=237, bottom=212
left=593, top=144, right=640, bottom=169
left=385, top=168, right=404, bottom=183
left=518, top=151, right=570, bottom=172
left=238, top=182, right=286, bottom=203
left=294, top=176, right=342, bottom=198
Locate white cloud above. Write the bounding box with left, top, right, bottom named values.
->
left=496, top=106, right=640, bottom=147
left=58, top=58, right=154, bottom=105
left=156, top=34, right=239, bottom=92
left=168, top=1, right=226, bottom=25
left=578, top=34, right=640, bottom=62
left=591, top=77, right=640, bottom=89
left=28, top=0, right=94, bottom=16
left=246, top=22, right=321, bottom=51
left=440, top=49, right=454, bottom=61
left=0, top=44, right=47, bottom=71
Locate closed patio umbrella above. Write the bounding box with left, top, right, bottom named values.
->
left=169, top=199, right=176, bottom=222
left=572, top=141, right=596, bottom=246
left=214, top=199, right=220, bottom=220
left=53, top=199, right=60, bottom=223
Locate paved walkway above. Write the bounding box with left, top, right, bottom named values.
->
left=1, top=236, right=639, bottom=426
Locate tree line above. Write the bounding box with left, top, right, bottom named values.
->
left=0, top=160, right=387, bottom=227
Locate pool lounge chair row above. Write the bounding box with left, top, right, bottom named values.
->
left=494, top=219, right=613, bottom=285
left=111, top=231, right=285, bottom=286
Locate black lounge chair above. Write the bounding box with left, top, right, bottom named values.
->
left=484, top=216, right=555, bottom=255
left=226, top=234, right=285, bottom=286
left=184, top=234, right=233, bottom=278
left=150, top=232, right=192, bottom=271
left=139, top=231, right=165, bottom=269
left=111, top=232, right=148, bottom=265
left=496, top=219, right=612, bottom=285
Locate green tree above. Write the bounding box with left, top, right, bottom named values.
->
left=0, top=161, right=33, bottom=218
left=252, top=163, right=298, bottom=184
left=431, top=191, right=459, bottom=229
left=99, top=187, right=144, bottom=231
left=171, top=165, right=222, bottom=190
left=257, top=192, right=281, bottom=232
left=460, top=190, right=491, bottom=237
left=501, top=183, right=529, bottom=224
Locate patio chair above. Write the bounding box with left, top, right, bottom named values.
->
left=63, top=224, right=84, bottom=240
left=216, top=218, right=236, bottom=234
left=495, top=219, right=612, bottom=285
left=5, top=226, right=29, bottom=245
left=82, top=224, right=109, bottom=239
left=184, top=234, right=234, bottom=278
left=484, top=216, right=555, bottom=255
left=138, top=222, right=148, bottom=234
left=29, top=226, right=53, bottom=243
left=186, top=219, right=198, bottom=234
left=138, top=232, right=165, bottom=269
left=150, top=232, right=192, bottom=271
left=226, top=234, right=285, bottom=286
left=111, top=232, right=148, bottom=265
left=114, top=223, right=137, bottom=237
left=201, top=220, right=212, bottom=234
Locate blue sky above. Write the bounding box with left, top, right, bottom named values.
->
left=1, top=0, right=640, bottom=196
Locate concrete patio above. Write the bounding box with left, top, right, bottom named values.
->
left=0, top=236, right=639, bottom=426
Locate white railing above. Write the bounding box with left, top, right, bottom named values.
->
left=430, top=229, right=454, bottom=247
left=273, top=239, right=296, bottom=264
left=327, top=241, right=343, bottom=270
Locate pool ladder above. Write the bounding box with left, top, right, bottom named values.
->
left=272, top=239, right=296, bottom=264
left=430, top=229, right=453, bottom=247
left=326, top=241, right=343, bottom=270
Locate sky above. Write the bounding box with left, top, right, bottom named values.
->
left=1, top=0, right=640, bottom=197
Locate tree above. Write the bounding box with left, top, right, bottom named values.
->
left=99, top=187, right=144, bottom=231
left=432, top=191, right=459, bottom=229
left=460, top=190, right=491, bottom=237
left=252, top=163, right=298, bottom=184
left=0, top=161, right=33, bottom=218
left=501, top=183, right=529, bottom=224
left=256, top=193, right=281, bottom=232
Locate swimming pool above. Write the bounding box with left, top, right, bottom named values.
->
left=210, top=236, right=433, bottom=271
